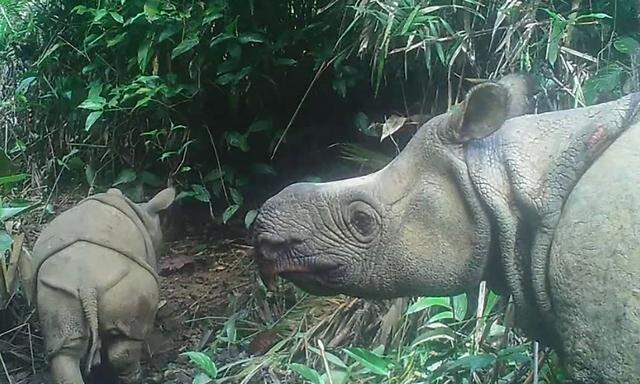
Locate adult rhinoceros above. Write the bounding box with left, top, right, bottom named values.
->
left=252, top=74, right=640, bottom=383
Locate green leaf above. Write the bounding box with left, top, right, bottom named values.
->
left=85, top=111, right=103, bottom=131
left=484, top=290, right=500, bottom=314
left=143, top=0, right=160, bottom=21
left=78, top=97, right=106, bottom=111
left=192, top=185, right=210, bottom=203
left=0, top=230, right=13, bottom=255
left=15, top=77, right=36, bottom=94
left=225, top=131, right=249, bottom=152
left=244, top=210, right=258, bottom=229
left=222, top=204, right=240, bottom=224
left=613, top=37, right=640, bottom=55
left=343, top=347, right=392, bottom=376
left=181, top=351, right=217, bottom=379
left=113, top=169, right=137, bottom=186
left=406, top=297, right=451, bottom=315
left=0, top=174, right=28, bottom=186
left=452, top=293, right=467, bottom=321
left=85, top=165, right=96, bottom=187
left=110, top=11, right=124, bottom=23
left=289, top=363, right=323, bottom=384
left=308, top=346, right=348, bottom=369
left=547, top=16, right=567, bottom=66
left=238, top=33, right=265, bottom=44
left=230, top=188, right=243, bottom=205
left=411, top=326, right=456, bottom=348
left=172, top=37, right=200, bottom=59
left=443, top=353, right=496, bottom=373
left=0, top=206, right=33, bottom=221
left=138, top=41, right=151, bottom=72
left=427, top=310, right=454, bottom=324
left=192, top=372, right=212, bottom=384
left=583, top=65, right=623, bottom=105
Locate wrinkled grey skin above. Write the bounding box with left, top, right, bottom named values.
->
left=30, top=187, right=175, bottom=384
left=253, top=74, right=640, bottom=383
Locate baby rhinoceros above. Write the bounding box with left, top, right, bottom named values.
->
left=32, top=187, right=175, bottom=384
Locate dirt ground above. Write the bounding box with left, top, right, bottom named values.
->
left=2, top=193, right=261, bottom=384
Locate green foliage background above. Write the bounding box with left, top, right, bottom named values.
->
left=0, top=0, right=639, bottom=383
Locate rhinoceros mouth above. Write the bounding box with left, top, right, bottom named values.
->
left=255, top=253, right=343, bottom=292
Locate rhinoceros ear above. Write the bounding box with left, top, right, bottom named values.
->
left=447, top=82, right=510, bottom=143
left=145, top=187, right=176, bottom=214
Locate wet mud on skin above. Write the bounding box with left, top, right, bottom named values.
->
left=4, top=195, right=257, bottom=384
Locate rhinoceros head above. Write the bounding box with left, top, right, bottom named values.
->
left=253, top=76, right=532, bottom=298
left=106, top=187, right=176, bottom=253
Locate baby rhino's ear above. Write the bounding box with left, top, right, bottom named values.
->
left=145, top=188, right=176, bottom=214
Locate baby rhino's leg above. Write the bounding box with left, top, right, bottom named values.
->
left=107, top=337, right=143, bottom=384
left=49, top=339, right=88, bottom=384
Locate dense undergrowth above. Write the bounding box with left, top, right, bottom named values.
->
left=1, top=0, right=639, bottom=383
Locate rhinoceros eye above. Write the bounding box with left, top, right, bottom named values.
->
left=351, top=210, right=374, bottom=236
left=346, top=200, right=380, bottom=242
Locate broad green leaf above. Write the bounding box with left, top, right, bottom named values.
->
left=0, top=206, right=33, bottom=221
left=138, top=41, right=151, bottom=71
left=85, top=111, right=103, bottom=131
left=411, top=326, right=456, bottom=348
left=547, top=16, right=567, bottom=66
left=497, top=344, right=531, bottom=364
left=172, top=37, right=200, bottom=59
left=181, top=351, right=217, bottom=379
left=225, top=131, right=249, bottom=152
left=0, top=230, right=13, bottom=255
left=307, top=346, right=348, bottom=369
left=583, top=65, right=623, bottom=105
left=0, top=174, right=27, bottom=186
left=15, top=77, right=36, bottom=94
left=78, top=97, right=106, bottom=111
left=452, top=293, right=467, bottom=320
left=484, top=290, right=500, bottom=314
left=229, top=188, right=243, bottom=205
left=443, top=353, right=496, bottom=373
left=110, top=12, right=124, bottom=23
left=406, top=296, right=451, bottom=315
left=222, top=204, right=240, bottom=224
left=427, top=310, right=454, bottom=324
left=343, top=347, right=392, bottom=376
left=192, top=184, right=210, bottom=203
left=244, top=210, right=258, bottom=229
left=113, top=169, right=137, bottom=186
left=289, top=363, right=323, bottom=384
left=613, top=37, right=640, bottom=55
left=143, top=0, right=160, bottom=21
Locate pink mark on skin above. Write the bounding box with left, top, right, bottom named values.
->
left=587, top=124, right=606, bottom=149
